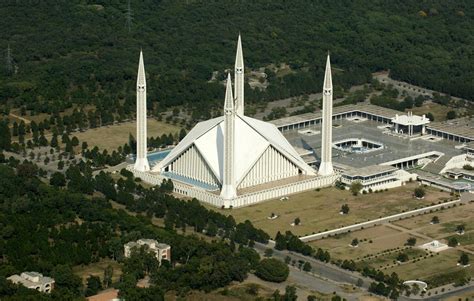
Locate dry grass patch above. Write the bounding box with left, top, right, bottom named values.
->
left=74, top=119, right=181, bottom=151
left=73, top=258, right=121, bottom=284
left=211, top=184, right=450, bottom=238
left=308, top=225, right=428, bottom=261
left=393, top=202, right=474, bottom=238
left=409, top=102, right=452, bottom=122
left=384, top=248, right=473, bottom=281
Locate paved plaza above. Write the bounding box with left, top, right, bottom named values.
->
left=283, top=119, right=465, bottom=169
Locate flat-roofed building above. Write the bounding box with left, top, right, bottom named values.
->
left=124, top=239, right=171, bottom=264
left=341, top=165, right=413, bottom=192
left=465, top=141, right=474, bottom=158
left=445, top=168, right=474, bottom=182
left=7, top=272, right=55, bottom=293
left=391, top=112, right=430, bottom=136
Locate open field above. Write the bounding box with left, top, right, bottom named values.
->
left=211, top=183, right=451, bottom=238
left=73, top=258, right=122, bottom=285
left=308, top=225, right=431, bottom=261
left=385, top=248, right=473, bottom=281
left=409, top=102, right=453, bottom=122
left=74, top=119, right=181, bottom=151
left=393, top=202, right=474, bottom=252
left=444, top=291, right=474, bottom=301
left=307, top=202, right=474, bottom=285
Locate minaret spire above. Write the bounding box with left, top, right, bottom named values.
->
left=134, top=50, right=150, bottom=172
left=221, top=73, right=237, bottom=200
left=319, top=53, right=334, bottom=176
left=234, top=34, right=245, bottom=115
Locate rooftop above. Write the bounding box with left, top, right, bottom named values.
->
left=8, top=272, right=54, bottom=286
left=428, top=117, right=474, bottom=140
left=343, top=165, right=398, bottom=177
left=283, top=119, right=464, bottom=169
left=125, top=239, right=170, bottom=249
left=445, top=168, right=474, bottom=177
left=391, top=113, right=430, bottom=126
left=465, top=141, right=474, bottom=150
left=269, top=103, right=403, bottom=128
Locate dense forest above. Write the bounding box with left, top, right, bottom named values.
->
left=0, top=0, right=473, bottom=120
left=0, top=160, right=270, bottom=300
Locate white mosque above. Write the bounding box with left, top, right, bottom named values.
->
left=130, top=36, right=338, bottom=208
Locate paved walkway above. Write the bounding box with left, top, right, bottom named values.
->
left=387, top=222, right=474, bottom=256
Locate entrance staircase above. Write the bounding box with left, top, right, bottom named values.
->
left=422, top=155, right=451, bottom=175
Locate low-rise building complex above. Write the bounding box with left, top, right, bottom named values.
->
left=7, top=272, right=54, bottom=293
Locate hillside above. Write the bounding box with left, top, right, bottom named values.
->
left=0, top=0, right=473, bottom=119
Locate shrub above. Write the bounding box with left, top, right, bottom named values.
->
left=414, top=187, right=425, bottom=198
left=255, top=258, right=289, bottom=283
left=448, top=237, right=459, bottom=247
left=405, top=237, right=417, bottom=246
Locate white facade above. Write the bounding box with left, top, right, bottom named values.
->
left=341, top=166, right=416, bottom=193
left=221, top=74, right=237, bottom=199
left=391, top=111, right=430, bottom=136
left=234, top=34, right=244, bottom=116
left=8, top=272, right=54, bottom=293
left=134, top=51, right=150, bottom=172
left=132, top=36, right=339, bottom=208
left=319, top=54, right=334, bottom=176
left=131, top=166, right=338, bottom=208
left=124, top=239, right=171, bottom=264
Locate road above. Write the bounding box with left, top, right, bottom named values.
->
left=254, top=241, right=474, bottom=300
left=253, top=242, right=371, bottom=300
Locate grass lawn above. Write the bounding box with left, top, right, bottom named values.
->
left=384, top=248, right=473, bottom=283
left=211, top=183, right=450, bottom=238
left=393, top=202, right=474, bottom=239
left=409, top=102, right=453, bottom=122
left=308, top=225, right=430, bottom=261
left=359, top=247, right=427, bottom=270
left=74, top=119, right=181, bottom=151
left=73, top=258, right=122, bottom=285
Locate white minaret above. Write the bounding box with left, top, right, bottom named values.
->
left=221, top=73, right=237, bottom=200
left=234, top=34, right=245, bottom=115
left=134, top=51, right=150, bottom=172
left=319, top=54, right=334, bottom=176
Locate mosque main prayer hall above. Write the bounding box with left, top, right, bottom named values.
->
left=130, top=36, right=340, bottom=208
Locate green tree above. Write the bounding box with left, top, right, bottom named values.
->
left=264, top=248, right=274, bottom=258
left=446, top=110, right=457, bottom=120
left=426, top=112, right=435, bottom=121
left=255, top=258, right=289, bottom=283
left=85, top=275, right=102, bottom=297
left=351, top=238, right=359, bottom=247
left=350, top=181, right=363, bottom=195
left=456, top=224, right=465, bottom=234
left=448, top=237, right=459, bottom=247
left=294, top=217, right=301, bottom=226
left=50, top=172, right=66, bottom=187
left=414, top=187, right=425, bottom=198
left=103, top=265, right=114, bottom=288
left=459, top=253, right=469, bottom=266
left=340, top=204, right=349, bottom=214
left=283, top=285, right=297, bottom=301
left=406, top=237, right=417, bottom=246
left=396, top=252, right=409, bottom=262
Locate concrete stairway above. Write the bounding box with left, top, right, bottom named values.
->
left=422, top=155, right=451, bottom=174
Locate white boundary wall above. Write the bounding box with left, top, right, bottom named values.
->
left=300, top=198, right=463, bottom=242
left=129, top=165, right=339, bottom=208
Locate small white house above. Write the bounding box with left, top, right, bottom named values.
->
left=124, top=239, right=171, bottom=264
left=7, top=272, right=55, bottom=293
